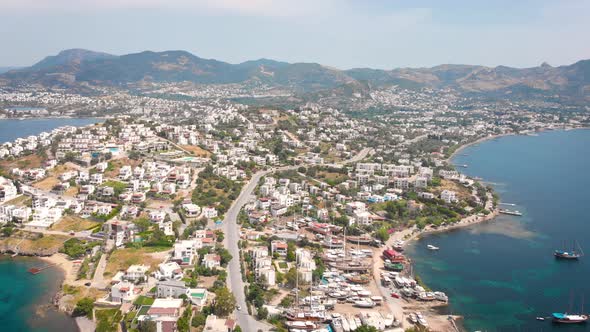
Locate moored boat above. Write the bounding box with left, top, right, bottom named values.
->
left=551, top=313, right=588, bottom=324
left=427, top=244, right=439, bottom=251
left=554, top=241, right=584, bottom=260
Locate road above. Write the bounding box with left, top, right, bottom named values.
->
left=223, top=166, right=296, bottom=331
left=223, top=148, right=372, bottom=331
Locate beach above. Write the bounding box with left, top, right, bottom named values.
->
left=39, top=253, right=82, bottom=286
left=0, top=255, right=79, bottom=331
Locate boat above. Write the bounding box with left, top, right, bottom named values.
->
left=346, top=235, right=372, bottom=245
left=353, top=299, right=376, bottom=308
left=408, top=313, right=418, bottom=324
left=285, top=321, right=320, bottom=330
left=536, top=317, right=545, bottom=321
left=552, top=294, right=588, bottom=324
left=551, top=313, right=588, bottom=324
left=384, top=261, right=404, bottom=272
left=345, top=274, right=371, bottom=285
left=341, top=316, right=350, bottom=332
left=427, top=244, right=439, bottom=251
left=554, top=241, right=584, bottom=260
left=284, top=310, right=329, bottom=322
left=347, top=316, right=357, bottom=330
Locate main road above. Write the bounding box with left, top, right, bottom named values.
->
left=222, top=148, right=373, bottom=331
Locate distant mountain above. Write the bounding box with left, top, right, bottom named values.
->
left=0, top=67, right=21, bottom=74
left=1, top=49, right=588, bottom=103
left=31, top=49, right=116, bottom=71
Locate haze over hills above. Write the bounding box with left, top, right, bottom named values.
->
left=1, top=49, right=588, bottom=103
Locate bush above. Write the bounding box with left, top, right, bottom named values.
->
left=73, top=297, right=94, bottom=318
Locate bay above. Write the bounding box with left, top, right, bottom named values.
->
left=0, top=118, right=102, bottom=143
left=406, top=129, right=590, bottom=331
left=0, top=256, right=77, bottom=332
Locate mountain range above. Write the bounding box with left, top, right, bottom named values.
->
left=1, top=49, right=588, bottom=103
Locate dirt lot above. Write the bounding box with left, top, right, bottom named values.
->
left=0, top=154, right=44, bottom=171
left=181, top=145, right=211, bottom=158
left=0, top=232, right=69, bottom=254
left=32, top=176, right=60, bottom=191
left=104, top=247, right=170, bottom=276
left=104, top=158, right=142, bottom=178
left=51, top=215, right=101, bottom=232
left=434, top=179, right=472, bottom=201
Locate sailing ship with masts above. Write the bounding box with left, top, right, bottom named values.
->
left=554, top=240, right=584, bottom=260
left=552, top=294, right=589, bottom=324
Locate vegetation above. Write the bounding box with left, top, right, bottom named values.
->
left=95, top=308, right=122, bottom=332
left=73, top=297, right=94, bottom=318
left=212, top=286, right=236, bottom=317
left=61, top=238, right=100, bottom=259
left=191, top=166, right=243, bottom=214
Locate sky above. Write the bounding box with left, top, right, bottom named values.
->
left=1, top=0, right=588, bottom=69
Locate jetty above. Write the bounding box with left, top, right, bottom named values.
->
left=28, top=263, right=58, bottom=275
left=499, top=209, right=522, bottom=216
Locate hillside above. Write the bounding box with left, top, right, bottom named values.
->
left=1, top=49, right=588, bottom=102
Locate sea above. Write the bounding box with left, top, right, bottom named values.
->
left=0, top=118, right=102, bottom=143
left=0, top=257, right=78, bottom=332
left=0, top=117, right=103, bottom=332
left=406, top=129, right=590, bottom=331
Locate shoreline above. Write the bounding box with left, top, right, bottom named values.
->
left=0, top=254, right=79, bottom=332
left=447, top=126, right=590, bottom=163
left=446, top=133, right=513, bottom=162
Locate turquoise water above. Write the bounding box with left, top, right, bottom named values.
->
left=0, top=118, right=102, bottom=143
left=0, top=257, right=77, bottom=331
left=406, top=129, right=590, bottom=331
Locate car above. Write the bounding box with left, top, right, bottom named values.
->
left=391, top=292, right=400, bottom=298
left=236, top=305, right=242, bottom=311
left=84, top=282, right=92, bottom=287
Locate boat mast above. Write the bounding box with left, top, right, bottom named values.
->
left=296, top=253, right=299, bottom=308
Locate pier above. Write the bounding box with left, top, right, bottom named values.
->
left=28, top=263, right=58, bottom=275
left=499, top=209, right=523, bottom=216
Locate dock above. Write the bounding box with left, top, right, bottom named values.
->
left=499, top=209, right=523, bottom=216
left=28, top=263, right=58, bottom=275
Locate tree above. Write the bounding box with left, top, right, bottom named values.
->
left=73, top=297, right=94, bottom=318
left=257, top=306, right=269, bottom=320
left=353, top=326, right=379, bottom=332
left=286, top=242, right=296, bottom=262
left=234, top=326, right=243, bottom=332
left=215, top=247, right=233, bottom=267
left=374, top=227, right=390, bottom=242
left=213, top=287, right=236, bottom=317
left=284, top=267, right=298, bottom=288
left=177, top=303, right=192, bottom=332
left=137, top=320, right=157, bottom=332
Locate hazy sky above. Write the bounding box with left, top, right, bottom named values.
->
left=1, top=0, right=588, bottom=69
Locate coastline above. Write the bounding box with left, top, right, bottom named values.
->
left=379, top=134, right=507, bottom=331
left=0, top=254, right=79, bottom=332
left=446, top=133, right=513, bottom=162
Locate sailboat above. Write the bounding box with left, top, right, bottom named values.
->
left=552, top=294, right=589, bottom=324
left=554, top=240, right=584, bottom=260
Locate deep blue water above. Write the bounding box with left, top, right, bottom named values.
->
left=0, top=257, right=77, bottom=332
left=0, top=118, right=102, bottom=143
left=406, top=129, right=590, bottom=331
